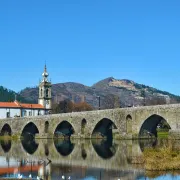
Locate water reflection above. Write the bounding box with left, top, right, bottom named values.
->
left=0, top=139, right=179, bottom=179
left=44, top=144, right=49, bottom=156
left=21, top=138, right=39, bottom=155
left=92, top=139, right=117, bottom=159
left=1, top=140, right=11, bottom=153
left=81, top=144, right=87, bottom=159
left=139, top=138, right=157, bottom=152
left=54, top=139, right=74, bottom=156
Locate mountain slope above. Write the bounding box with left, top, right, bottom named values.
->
left=19, top=77, right=180, bottom=108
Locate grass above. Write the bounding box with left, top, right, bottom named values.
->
left=132, top=139, right=180, bottom=171
left=143, top=140, right=180, bottom=171
left=157, top=131, right=169, bottom=138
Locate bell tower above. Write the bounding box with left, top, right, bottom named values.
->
left=38, top=65, right=52, bottom=110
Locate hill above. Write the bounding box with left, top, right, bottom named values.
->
left=0, top=86, right=33, bottom=103
left=19, top=77, right=180, bottom=108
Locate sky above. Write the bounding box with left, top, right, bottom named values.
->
left=0, top=0, right=180, bottom=94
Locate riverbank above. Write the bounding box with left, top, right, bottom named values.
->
left=144, top=145, right=180, bottom=171
left=133, top=139, right=180, bottom=171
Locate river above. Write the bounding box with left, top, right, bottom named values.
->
left=0, top=138, right=179, bottom=180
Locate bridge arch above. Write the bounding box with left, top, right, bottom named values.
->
left=54, top=120, right=75, bottom=138
left=81, top=119, right=87, bottom=135
left=139, top=114, right=171, bottom=138
left=44, top=121, right=49, bottom=133
left=91, top=118, right=117, bottom=141
left=21, top=122, right=39, bottom=138
left=0, top=123, right=12, bottom=136
left=126, top=115, right=132, bottom=134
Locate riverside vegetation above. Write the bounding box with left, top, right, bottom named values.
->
left=134, top=139, right=180, bottom=171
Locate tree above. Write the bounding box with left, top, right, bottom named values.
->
left=52, top=100, right=93, bottom=113
left=145, top=96, right=166, bottom=106
left=102, top=94, right=120, bottom=109
left=73, top=102, right=93, bottom=112
left=140, top=89, right=146, bottom=106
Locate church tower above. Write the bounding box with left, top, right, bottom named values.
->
left=38, top=65, right=52, bottom=110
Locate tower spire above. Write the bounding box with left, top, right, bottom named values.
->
left=42, top=63, right=49, bottom=83
left=44, top=61, right=47, bottom=72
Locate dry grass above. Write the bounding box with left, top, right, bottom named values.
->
left=144, top=140, right=180, bottom=171
left=131, top=140, right=180, bottom=171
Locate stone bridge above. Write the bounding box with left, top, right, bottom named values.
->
left=0, top=104, right=180, bottom=139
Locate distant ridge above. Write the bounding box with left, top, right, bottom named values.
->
left=19, top=77, right=180, bottom=108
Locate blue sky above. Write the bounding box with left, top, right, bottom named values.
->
left=0, top=0, right=180, bottom=94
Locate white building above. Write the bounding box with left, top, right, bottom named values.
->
left=0, top=65, right=52, bottom=119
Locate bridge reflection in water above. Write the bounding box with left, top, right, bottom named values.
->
left=0, top=139, right=147, bottom=180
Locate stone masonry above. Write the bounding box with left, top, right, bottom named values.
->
left=0, top=104, right=180, bottom=139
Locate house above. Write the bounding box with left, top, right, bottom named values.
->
left=0, top=65, right=52, bottom=119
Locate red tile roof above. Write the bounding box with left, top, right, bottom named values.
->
left=20, top=103, right=44, bottom=109
left=0, top=101, right=45, bottom=109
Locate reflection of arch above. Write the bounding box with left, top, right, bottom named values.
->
left=126, top=115, right=132, bottom=134
left=139, top=139, right=157, bottom=152
left=54, top=139, right=74, bottom=156
left=44, top=121, right=49, bottom=133
left=81, top=144, right=87, bottom=159
left=92, top=139, right=117, bottom=159
left=54, top=121, right=75, bottom=138
left=139, top=114, right=171, bottom=138
left=81, top=119, right=87, bottom=134
left=1, top=140, right=11, bottom=153
left=1, top=124, right=12, bottom=136
left=92, top=118, right=117, bottom=141
left=44, top=144, right=49, bottom=156
left=21, top=122, right=39, bottom=138
left=21, top=138, right=39, bottom=155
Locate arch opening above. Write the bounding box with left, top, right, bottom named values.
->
left=92, top=118, right=117, bottom=141
left=139, top=114, right=171, bottom=138
left=54, top=121, right=75, bottom=139
left=81, top=119, right=87, bottom=135
left=126, top=115, right=132, bottom=134
left=21, top=122, right=39, bottom=141
left=44, top=121, right=49, bottom=133
left=1, top=124, right=12, bottom=136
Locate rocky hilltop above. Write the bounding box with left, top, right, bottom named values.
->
left=19, top=77, right=180, bottom=108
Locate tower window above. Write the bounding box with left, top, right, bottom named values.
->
left=46, top=89, right=49, bottom=98
left=41, top=89, right=43, bottom=97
